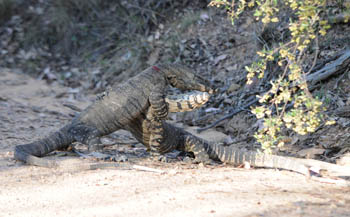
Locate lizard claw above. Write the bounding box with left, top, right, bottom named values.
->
left=108, top=154, right=128, bottom=162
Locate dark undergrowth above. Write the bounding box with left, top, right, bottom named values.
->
left=0, top=0, right=206, bottom=87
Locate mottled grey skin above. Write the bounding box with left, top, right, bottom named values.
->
left=148, top=120, right=311, bottom=176
left=14, top=64, right=213, bottom=168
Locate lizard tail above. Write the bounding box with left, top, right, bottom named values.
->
left=207, top=143, right=310, bottom=176
left=14, top=124, right=75, bottom=168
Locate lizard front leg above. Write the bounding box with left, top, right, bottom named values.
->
left=147, top=90, right=212, bottom=162
left=148, top=120, right=213, bottom=164
left=147, top=83, right=169, bottom=159
left=149, top=83, right=168, bottom=120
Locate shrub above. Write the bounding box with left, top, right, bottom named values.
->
left=209, top=0, right=340, bottom=153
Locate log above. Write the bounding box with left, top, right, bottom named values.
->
left=307, top=50, right=350, bottom=86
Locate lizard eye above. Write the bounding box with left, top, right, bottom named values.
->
left=167, top=75, right=177, bottom=86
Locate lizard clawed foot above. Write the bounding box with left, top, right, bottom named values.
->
left=150, top=152, right=172, bottom=163
left=181, top=156, right=215, bottom=165
left=157, top=155, right=171, bottom=163
left=192, top=157, right=214, bottom=165
left=108, top=154, right=128, bottom=162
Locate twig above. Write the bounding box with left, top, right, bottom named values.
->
left=306, top=35, right=319, bottom=75
left=197, top=98, right=259, bottom=133
left=63, top=103, right=83, bottom=112
left=132, top=165, right=165, bottom=173
left=310, top=176, right=350, bottom=187
left=67, top=149, right=166, bottom=173
left=334, top=68, right=350, bottom=89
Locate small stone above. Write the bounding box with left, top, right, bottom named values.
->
left=147, top=35, right=154, bottom=42
left=214, top=54, right=227, bottom=65
left=200, top=12, right=209, bottom=21
left=225, top=64, right=238, bottom=71
left=336, top=153, right=350, bottom=166
left=227, top=83, right=240, bottom=93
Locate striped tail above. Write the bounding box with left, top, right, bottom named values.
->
left=207, top=143, right=310, bottom=176
left=183, top=135, right=310, bottom=176
left=14, top=124, right=74, bottom=168
left=166, top=91, right=210, bottom=113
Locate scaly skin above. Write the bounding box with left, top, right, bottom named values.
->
left=14, top=64, right=213, bottom=168
left=148, top=121, right=311, bottom=176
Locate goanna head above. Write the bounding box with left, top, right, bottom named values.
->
left=155, top=63, right=214, bottom=94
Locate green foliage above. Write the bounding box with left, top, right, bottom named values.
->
left=209, top=0, right=337, bottom=153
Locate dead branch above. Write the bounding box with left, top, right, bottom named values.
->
left=63, top=103, right=83, bottom=112
left=197, top=98, right=259, bottom=133
left=307, top=50, right=350, bottom=86
left=198, top=50, right=350, bottom=133
left=297, top=158, right=350, bottom=178
left=328, top=13, right=350, bottom=24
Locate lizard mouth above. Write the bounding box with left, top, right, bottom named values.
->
left=194, top=82, right=214, bottom=94
left=200, top=84, right=214, bottom=94
left=193, top=75, right=214, bottom=94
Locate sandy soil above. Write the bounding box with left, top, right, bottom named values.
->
left=1, top=69, right=349, bottom=217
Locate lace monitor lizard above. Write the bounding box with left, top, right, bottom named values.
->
left=14, top=63, right=313, bottom=176
left=14, top=64, right=213, bottom=168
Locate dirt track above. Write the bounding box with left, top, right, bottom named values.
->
left=1, top=69, right=349, bottom=217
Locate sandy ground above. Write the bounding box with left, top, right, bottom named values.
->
left=1, top=69, right=349, bottom=217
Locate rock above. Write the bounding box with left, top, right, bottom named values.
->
left=297, top=147, right=325, bottom=159
left=184, top=126, right=229, bottom=143
left=227, top=83, right=240, bottom=93
left=214, top=54, right=227, bottom=65
left=336, top=153, right=350, bottom=166
left=225, top=64, right=238, bottom=71
left=200, top=12, right=209, bottom=21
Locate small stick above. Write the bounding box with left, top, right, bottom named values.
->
left=63, top=103, right=83, bottom=112
left=132, top=165, right=165, bottom=173
left=310, top=176, right=350, bottom=187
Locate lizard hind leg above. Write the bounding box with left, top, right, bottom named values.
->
left=69, top=123, right=102, bottom=151
left=70, top=123, right=128, bottom=162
